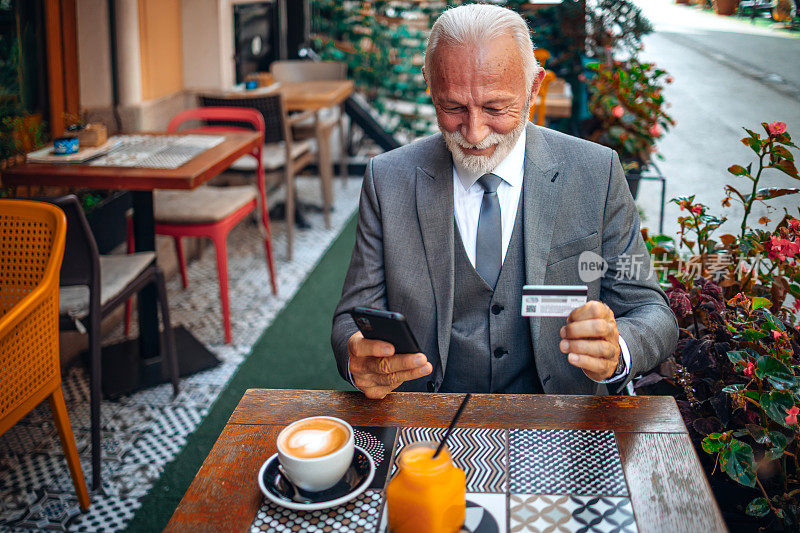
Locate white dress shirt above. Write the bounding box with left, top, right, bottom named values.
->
left=452, top=129, right=631, bottom=384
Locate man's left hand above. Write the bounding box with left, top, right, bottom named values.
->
left=559, top=301, right=620, bottom=381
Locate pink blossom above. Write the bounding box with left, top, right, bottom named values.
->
left=785, top=405, right=799, bottom=426
left=743, top=361, right=754, bottom=376
left=691, top=204, right=702, bottom=215
left=612, top=105, right=624, bottom=118
left=767, top=235, right=798, bottom=261
left=772, top=329, right=782, bottom=341
left=793, top=299, right=800, bottom=313
left=666, top=76, right=674, bottom=83
left=768, top=122, right=787, bottom=136
left=649, top=123, right=662, bottom=136
left=788, top=218, right=800, bottom=230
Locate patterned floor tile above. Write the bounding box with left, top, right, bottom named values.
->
left=250, top=489, right=383, bottom=532
left=509, top=430, right=627, bottom=496
left=509, top=494, right=637, bottom=533
left=0, top=176, right=363, bottom=532
left=396, top=427, right=507, bottom=493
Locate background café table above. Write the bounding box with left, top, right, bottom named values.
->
left=1, top=131, right=262, bottom=396
left=167, top=389, right=725, bottom=533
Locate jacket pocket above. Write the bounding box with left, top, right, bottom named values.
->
left=546, top=231, right=600, bottom=266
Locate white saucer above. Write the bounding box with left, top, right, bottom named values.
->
left=258, top=445, right=375, bottom=511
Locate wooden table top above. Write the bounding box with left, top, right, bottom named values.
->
left=0, top=131, right=261, bottom=191
left=280, top=80, right=355, bottom=112
left=166, top=389, right=725, bottom=533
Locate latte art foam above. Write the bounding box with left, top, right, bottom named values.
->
left=280, top=418, right=349, bottom=458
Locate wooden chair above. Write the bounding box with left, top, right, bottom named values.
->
left=52, top=194, right=179, bottom=490
left=199, top=92, right=314, bottom=260
left=140, top=107, right=278, bottom=345
left=0, top=199, right=90, bottom=511
left=270, top=60, right=349, bottom=187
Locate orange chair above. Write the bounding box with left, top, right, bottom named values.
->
left=0, top=199, right=90, bottom=511
left=530, top=70, right=557, bottom=126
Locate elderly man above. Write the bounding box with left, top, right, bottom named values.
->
left=331, top=4, right=678, bottom=399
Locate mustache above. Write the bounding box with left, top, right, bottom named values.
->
left=446, top=131, right=508, bottom=151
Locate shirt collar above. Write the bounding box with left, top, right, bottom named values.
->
left=453, top=127, right=526, bottom=192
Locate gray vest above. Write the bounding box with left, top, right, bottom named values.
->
left=441, top=195, right=542, bottom=394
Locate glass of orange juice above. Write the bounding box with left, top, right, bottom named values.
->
left=386, top=441, right=466, bottom=533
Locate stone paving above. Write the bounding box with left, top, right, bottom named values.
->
left=633, top=0, right=800, bottom=240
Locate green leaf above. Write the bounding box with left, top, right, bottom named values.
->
left=722, top=384, right=745, bottom=393
left=751, top=297, right=771, bottom=310
left=741, top=329, right=767, bottom=342
left=789, top=283, right=800, bottom=298
left=765, top=431, right=789, bottom=461
left=762, top=310, right=786, bottom=331
left=728, top=164, right=748, bottom=176
left=745, top=424, right=769, bottom=444
left=727, top=350, right=747, bottom=365
left=720, top=439, right=757, bottom=487
left=773, top=159, right=799, bottom=179
left=755, top=356, right=795, bottom=389
left=701, top=433, right=724, bottom=453
left=745, top=497, right=771, bottom=517
left=761, top=391, right=794, bottom=426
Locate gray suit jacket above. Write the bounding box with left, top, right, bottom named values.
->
left=332, top=123, right=678, bottom=394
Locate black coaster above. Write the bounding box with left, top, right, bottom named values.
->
left=353, top=426, right=398, bottom=490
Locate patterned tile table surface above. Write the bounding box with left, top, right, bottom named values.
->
left=252, top=426, right=637, bottom=533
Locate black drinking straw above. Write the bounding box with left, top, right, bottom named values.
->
left=432, top=393, right=472, bottom=459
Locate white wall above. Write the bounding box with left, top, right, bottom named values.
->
left=76, top=0, right=113, bottom=109
left=181, top=0, right=223, bottom=90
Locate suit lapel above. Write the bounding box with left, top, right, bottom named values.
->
left=522, top=124, right=563, bottom=357
left=416, top=138, right=455, bottom=376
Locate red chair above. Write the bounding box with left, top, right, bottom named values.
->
left=125, top=107, right=277, bottom=344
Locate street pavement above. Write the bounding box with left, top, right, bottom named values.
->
left=630, top=0, right=800, bottom=242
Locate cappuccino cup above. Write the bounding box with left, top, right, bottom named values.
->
left=277, top=416, right=354, bottom=492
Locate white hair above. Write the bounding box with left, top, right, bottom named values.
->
left=425, top=3, right=539, bottom=89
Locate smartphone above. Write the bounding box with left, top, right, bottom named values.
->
left=350, top=307, right=421, bottom=354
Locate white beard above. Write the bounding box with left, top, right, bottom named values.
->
left=441, top=115, right=527, bottom=177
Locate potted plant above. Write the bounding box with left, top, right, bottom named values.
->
left=585, top=57, right=675, bottom=197
left=637, top=122, right=800, bottom=529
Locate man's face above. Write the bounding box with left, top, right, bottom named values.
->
left=428, top=34, right=538, bottom=175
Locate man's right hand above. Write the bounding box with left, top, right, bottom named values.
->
left=347, top=331, right=432, bottom=399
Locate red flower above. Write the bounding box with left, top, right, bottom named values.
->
left=691, top=204, right=703, bottom=215
left=649, top=123, right=662, bottom=136
left=743, top=361, right=754, bottom=376
left=666, top=76, right=674, bottom=83
left=612, top=105, right=624, bottom=118
left=768, top=122, right=787, bottom=136
left=772, top=329, right=782, bottom=341
left=785, top=405, right=799, bottom=425
left=788, top=218, right=800, bottom=230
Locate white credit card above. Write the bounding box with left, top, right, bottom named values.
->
left=521, top=285, right=588, bottom=317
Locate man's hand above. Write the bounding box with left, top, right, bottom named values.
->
left=348, top=331, right=432, bottom=399
left=559, top=301, right=621, bottom=381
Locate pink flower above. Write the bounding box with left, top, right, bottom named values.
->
left=772, top=329, right=782, bottom=341
left=768, top=122, right=787, bottom=136
left=743, top=361, right=754, bottom=376
left=666, top=76, right=674, bottom=83
left=649, top=123, right=662, bottom=136
left=785, top=405, right=799, bottom=425
left=793, top=299, right=800, bottom=313
left=788, top=218, right=800, bottom=230
left=691, top=204, right=703, bottom=215
left=612, top=105, right=624, bottom=118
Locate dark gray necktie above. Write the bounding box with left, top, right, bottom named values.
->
left=475, top=173, right=502, bottom=289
